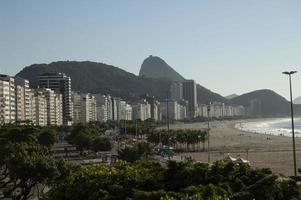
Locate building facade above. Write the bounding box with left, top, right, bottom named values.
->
left=132, top=99, right=151, bottom=121
left=14, top=77, right=30, bottom=122
left=72, top=92, right=97, bottom=123
left=160, top=100, right=187, bottom=121
left=183, top=80, right=198, bottom=118
left=39, top=73, right=73, bottom=125
left=0, top=74, right=16, bottom=125
left=170, top=82, right=183, bottom=101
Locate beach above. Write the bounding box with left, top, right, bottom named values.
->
left=167, top=119, right=301, bottom=176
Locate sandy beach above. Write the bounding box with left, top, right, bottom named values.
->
left=166, top=120, right=301, bottom=176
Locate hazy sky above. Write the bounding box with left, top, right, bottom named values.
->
left=1, top=0, right=301, bottom=99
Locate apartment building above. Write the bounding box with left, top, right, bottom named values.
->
left=0, top=74, right=16, bottom=124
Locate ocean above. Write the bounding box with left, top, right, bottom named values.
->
left=235, top=118, right=301, bottom=137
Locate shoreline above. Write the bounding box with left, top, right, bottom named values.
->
left=235, top=118, right=301, bottom=138
left=167, top=119, right=301, bottom=176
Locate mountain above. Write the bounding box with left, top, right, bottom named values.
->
left=294, top=96, right=301, bottom=104
left=197, top=84, right=231, bottom=104
left=16, top=60, right=229, bottom=104
left=16, top=61, right=171, bottom=101
left=139, top=55, right=230, bottom=104
left=232, top=89, right=301, bottom=116
left=139, top=55, right=185, bottom=81
left=225, top=94, right=239, bottom=99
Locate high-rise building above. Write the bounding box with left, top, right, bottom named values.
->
left=71, top=91, right=82, bottom=124
left=95, top=94, right=112, bottom=122
left=111, top=97, right=119, bottom=121
left=182, top=80, right=198, bottom=118
left=97, top=105, right=107, bottom=122
left=160, top=100, right=186, bottom=121
left=32, top=89, right=48, bottom=126
left=42, top=88, right=63, bottom=126
left=141, top=94, right=161, bottom=121
left=132, top=99, right=151, bottom=121
left=170, top=82, right=183, bottom=101
left=118, top=100, right=126, bottom=121
left=124, top=104, right=133, bottom=121
left=0, top=74, right=16, bottom=124
left=28, top=90, right=36, bottom=125
left=39, top=73, right=73, bottom=125
left=14, top=77, right=30, bottom=122
left=72, top=92, right=97, bottom=123
left=54, top=92, right=63, bottom=125
left=118, top=100, right=133, bottom=121
left=86, top=94, right=97, bottom=122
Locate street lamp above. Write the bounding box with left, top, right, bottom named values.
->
left=207, top=103, right=211, bottom=164
left=282, top=70, right=298, bottom=179
left=166, top=91, right=170, bottom=146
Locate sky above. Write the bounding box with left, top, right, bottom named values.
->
left=1, top=0, right=301, bottom=100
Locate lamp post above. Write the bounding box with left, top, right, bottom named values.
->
left=207, top=103, right=211, bottom=164
left=166, top=91, right=170, bottom=146
left=283, top=70, right=298, bottom=179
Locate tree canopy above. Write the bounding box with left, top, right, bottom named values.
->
left=0, top=124, right=73, bottom=200
left=43, top=160, right=301, bottom=200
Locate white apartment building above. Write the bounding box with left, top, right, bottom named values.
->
left=132, top=99, right=151, bottom=121
left=97, top=105, right=107, bottom=122
left=15, top=77, right=30, bottom=122
left=87, top=94, right=97, bottom=122
left=28, top=90, right=36, bottom=125
left=199, top=102, right=246, bottom=118
left=124, top=104, right=133, bottom=121
left=160, top=100, right=187, bottom=121
left=54, top=92, right=63, bottom=125
left=72, top=92, right=97, bottom=123
left=0, top=74, right=16, bottom=125
left=96, top=94, right=133, bottom=122
left=118, top=100, right=133, bottom=121
left=42, top=88, right=63, bottom=126
left=32, top=89, right=48, bottom=126
left=72, top=91, right=82, bottom=123
left=198, top=104, right=208, bottom=118
left=97, top=94, right=112, bottom=121
left=39, top=73, right=73, bottom=125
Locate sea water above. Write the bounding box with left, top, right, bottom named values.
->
left=235, top=118, right=301, bottom=137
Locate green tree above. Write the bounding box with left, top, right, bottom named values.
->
left=0, top=125, right=73, bottom=200
left=38, top=128, right=57, bottom=148
left=67, top=123, right=100, bottom=152
left=92, top=136, right=112, bottom=152
left=43, top=160, right=301, bottom=200
left=118, top=142, right=154, bottom=162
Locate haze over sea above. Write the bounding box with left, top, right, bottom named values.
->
left=236, top=118, right=301, bottom=137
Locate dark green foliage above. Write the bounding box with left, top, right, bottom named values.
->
left=118, top=142, right=154, bottom=162
left=119, top=120, right=154, bottom=136
left=147, top=129, right=208, bottom=152
left=38, top=128, right=57, bottom=147
left=92, top=136, right=112, bottom=152
left=0, top=124, right=73, bottom=200
left=44, top=160, right=301, bottom=200
left=67, top=123, right=113, bottom=153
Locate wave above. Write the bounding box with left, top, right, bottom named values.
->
left=235, top=118, right=301, bottom=137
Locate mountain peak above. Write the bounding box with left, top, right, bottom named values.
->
left=139, top=55, right=184, bottom=81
